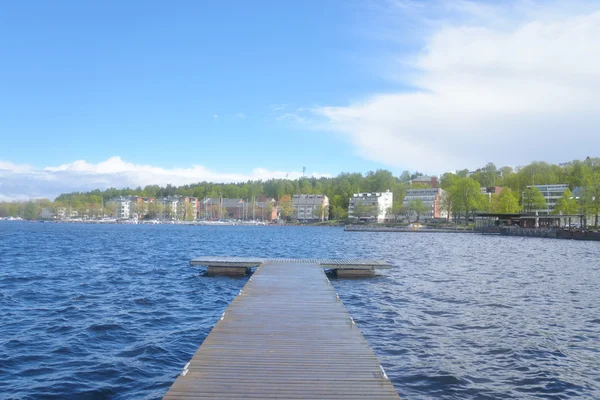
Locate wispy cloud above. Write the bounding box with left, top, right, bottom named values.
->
left=312, top=1, right=600, bottom=173
left=233, top=112, right=246, bottom=119
left=276, top=112, right=311, bottom=125
left=269, top=104, right=287, bottom=112
left=0, top=157, right=330, bottom=200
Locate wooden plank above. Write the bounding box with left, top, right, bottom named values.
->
left=164, top=263, right=400, bottom=399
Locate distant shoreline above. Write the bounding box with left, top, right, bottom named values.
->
left=344, top=226, right=475, bottom=233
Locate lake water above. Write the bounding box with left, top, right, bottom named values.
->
left=1, top=222, right=599, bottom=399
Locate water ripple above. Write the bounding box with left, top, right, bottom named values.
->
left=1, top=223, right=599, bottom=399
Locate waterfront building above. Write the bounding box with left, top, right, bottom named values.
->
left=200, top=198, right=244, bottom=219
left=56, top=207, right=76, bottom=219
left=200, top=198, right=275, bottom=220
left=182, top=197, right=199, bottom=220
left=348, top=191, right=393, bottom=223
left=107, top=197, right=132, bottom=219
left=40, top=208, right=55, bottom=219
left=292, top=194, right=329, bottom=221
left=526, top=184, right=569, bottom=214
left=409, top=175, right=438, bottom=187
left=403, top=188, right=447, bottom=221
left=256, top=199, right=278, bottom=221
left=157, top=197, right=180, bottom=220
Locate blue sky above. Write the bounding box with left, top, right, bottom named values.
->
left=0, top=1, right=397, bottom=172
left=1, top=1, right=600, bottom=199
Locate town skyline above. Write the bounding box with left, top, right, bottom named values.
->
left=0, top=155, right=596, bottom=201
left=3, top=157, right=600, bottom=226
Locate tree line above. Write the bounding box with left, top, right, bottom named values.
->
left=2, top=158, right=600, bottom=223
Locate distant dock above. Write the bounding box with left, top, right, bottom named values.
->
left=345, top=225, right=475, bottom=233
left=164, top=259, right=400, bottom=399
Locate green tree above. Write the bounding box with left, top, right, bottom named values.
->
left=23, top=201, right=39, bottom=220
left=451, top=177, right=486, bottom=224
left=399, top=171, right=411, bottom=182
left=262, top=203, right=274, bottom=221
left=176, top=201, right=185, bottom=220
left=390, top=201, right=405, bottom=222
left=408, top=199, right=427, bottom=223
left=491, top=188, right=521, bottom=213
left=147, top=202, right=164, bottom=219
left=522, top=187, right=547, bottom=212
left=278, top=194, right=295, bottom=221
left=312, top=204, right=328, bottom=221
left=351, top=201, right=378, bottom=221
left=456, top=169, right=469, bottom=178
left=440, top=172, right=458, bottom=190
left=476, top=162, right=499, bottom=188
left=331, top=205, right=348, bottom=221
left=364, top=170, right=396, bottom=192
left=552, top=188, right=578, bottom=215
left=403, top=201, right=413, bottom=222
left=185, top=202, right=195, bottom=221
left=104, top=202, right=118, bottom=218
left=134, top=201, right=148, bottom=219
left=582, top=172, right=600, bottom=227
left=164, top=204, right=173, bottom=220
left=439, top=190, right=453, bottom=222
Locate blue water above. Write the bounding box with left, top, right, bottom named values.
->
left=1, top=223, right=599, bottom=399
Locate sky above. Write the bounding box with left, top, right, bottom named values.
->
left=1, top=0, right=600, bottom=200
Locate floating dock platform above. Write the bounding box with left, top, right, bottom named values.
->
left=164, top=260, right=400, bottom=399
left=190, top=256, right=391, bottom=277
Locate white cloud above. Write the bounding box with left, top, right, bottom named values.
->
left=0, top=156, right=330, bottom=200
left=313, top=2, right=600, bottom=173
left=234, top=112, right=246, bottom=119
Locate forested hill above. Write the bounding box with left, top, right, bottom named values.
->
left=3, top=158, right=600, bottom=220
left=55, top=158, right=600, bottom=211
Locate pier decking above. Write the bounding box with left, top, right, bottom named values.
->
left=164, top=262, right=400, bottom=399
left=190, top=256, right=391, bottom=277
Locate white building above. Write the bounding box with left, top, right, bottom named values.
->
left=403, top=188, right=447, bottom=221
left=292, top=194, right=329, bottom=221
left=526, top=184, right=569, bottom=214
left=157, top=197, right=181, bottom=220
left=348, top=191, right=393, bottom=223
left=107, top=197, right=131, bottom=219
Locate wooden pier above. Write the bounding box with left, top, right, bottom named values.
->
left=190, top=256, right=391, bottom=277
left=164, top=262, right=400, bottom=399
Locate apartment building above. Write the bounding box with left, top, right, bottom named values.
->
left=403, top=188, right=447, bottom=221
left=292, top=194, right=329, bottom=221
left=348, top=191, right=393, bottom=223
left=106, top=196, right=132, bottom=219
left=526, top=184, right=569, bottom=214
